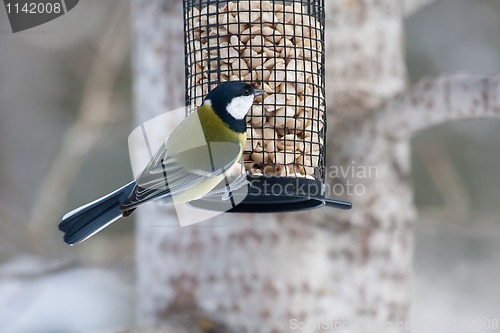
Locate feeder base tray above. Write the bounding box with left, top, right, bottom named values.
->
left=189, top=176, right=328, bottom=213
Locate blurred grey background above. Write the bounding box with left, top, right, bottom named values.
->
left=0, top=0, right=499, bottom=332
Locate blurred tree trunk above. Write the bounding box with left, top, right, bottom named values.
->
left=132, top=0, right=500, bottom=332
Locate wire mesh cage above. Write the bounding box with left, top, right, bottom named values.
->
left=183, top=0, right=340, bottom=213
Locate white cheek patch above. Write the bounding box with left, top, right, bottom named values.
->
left=226, top=95, right=255, bottom=120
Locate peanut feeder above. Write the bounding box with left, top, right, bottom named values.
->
left=184, top=0, right=351, bottom=212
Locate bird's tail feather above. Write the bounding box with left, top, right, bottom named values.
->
left=59, top=181, right=136, bottom=245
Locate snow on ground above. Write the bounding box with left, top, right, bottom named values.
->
left=0, top=256, right=134, bottom=333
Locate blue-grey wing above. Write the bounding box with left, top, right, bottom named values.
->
left=121, top=141, right=241, bottom=211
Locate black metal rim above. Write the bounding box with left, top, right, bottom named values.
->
left=188, top=176, right=326, bottom=213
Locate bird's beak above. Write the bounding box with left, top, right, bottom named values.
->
left=254, top=89, right=266, bottom=97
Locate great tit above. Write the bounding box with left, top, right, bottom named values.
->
left=59, top=82, right=265, bottom=245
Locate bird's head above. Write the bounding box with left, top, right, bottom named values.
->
left=203, top=82, right=265, bottom=132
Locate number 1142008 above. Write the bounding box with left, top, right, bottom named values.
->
left=6, top=2, right=62, bottom=14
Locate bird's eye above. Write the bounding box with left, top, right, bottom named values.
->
left=243, top=89, right=250, bottom=96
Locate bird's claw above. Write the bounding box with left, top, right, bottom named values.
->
left=221, top=173, right=249, bottom=201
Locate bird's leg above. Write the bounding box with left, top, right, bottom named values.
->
left=221, top=172, right=249, bottom=201
left=205, top=172, right=249, bottom=200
